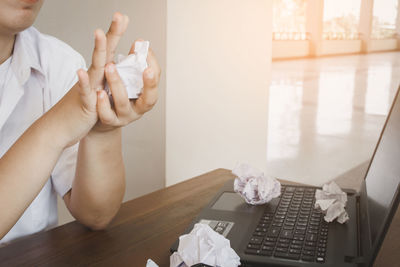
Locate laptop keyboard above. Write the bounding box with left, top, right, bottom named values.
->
left=245, top=185, right=328, bottom=263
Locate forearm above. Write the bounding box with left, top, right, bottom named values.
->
left=65, top=128, right=125, bottom=230
left=0, top=110, right=66, bottom=239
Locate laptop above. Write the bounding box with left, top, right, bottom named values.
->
left=171, top=86, right=400, bottom=267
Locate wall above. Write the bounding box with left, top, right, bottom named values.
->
left=369, top=39, right=398, bottom=52
left=34, top=0, right=166, bottom=225
left=166, top=0, right=273, bottom=185
left=321, top=40, right=362, bottom=55
left=272, top=41, right=310, bottom=59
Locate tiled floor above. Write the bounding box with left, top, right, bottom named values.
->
left=266, top=52, right=400, bottom=187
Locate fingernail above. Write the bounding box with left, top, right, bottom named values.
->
left=106, top=64, right=115, bottom=73
left=146, top=69, right=154, bottom=79
left=112, top=12, right=119, bottom=22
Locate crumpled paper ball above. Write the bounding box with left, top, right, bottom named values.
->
left=232, top=163, right=281, bottom=205
left=315, top=181, right=349, bottom=223
left=105, top=41, right=149, bottom=99
left=170, top=223, right=241, bottom=267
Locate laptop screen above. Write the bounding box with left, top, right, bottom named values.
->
left=365, top=87, right=400, bottom=248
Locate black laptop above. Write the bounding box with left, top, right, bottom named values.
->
left=171, top=87, right=400, bottom=267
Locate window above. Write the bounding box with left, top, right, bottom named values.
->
left=371, top=0, right=398, bottom=39
left=273, top=0, right=308, bottom=40
left=323, top=0, right=362, bottom=40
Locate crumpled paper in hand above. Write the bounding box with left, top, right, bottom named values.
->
left=105, top=41, right=149, bottom=99
left=170, top=223, right=241, bottom=267
left=232, top=163, right=281, bottom=205
left=315, top=181, right=349, bottom=223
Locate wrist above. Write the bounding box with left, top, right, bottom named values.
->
left=85, top=127, right=122, bottom=143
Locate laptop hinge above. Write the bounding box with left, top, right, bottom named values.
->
left=347, top=196, right=366, bottom=267
left=356, top=195, right=362, bottom=257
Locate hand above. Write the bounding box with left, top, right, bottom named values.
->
left=51, top=12, right=130, bottom=147
left=76, top=12, right=130, bottom=126
left=94, top=41, right=161, bottom=132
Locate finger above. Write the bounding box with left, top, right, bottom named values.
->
left=132, top=68, right=158, bottom=115
left=146, top=48, right=161, bottom=82
left=77, top=69, right=95, bottom=112
left=88, top=29, right=107, bottom=89
left=105, top=63, right=131, bottom=116
left=97, top=90, right=118, bottom=125
left=77, top=69, right=91, bottom=97
left=106, top=12, right=129, bottom=63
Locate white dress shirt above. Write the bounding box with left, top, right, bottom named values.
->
left=0, top=27, right=86, bottom=245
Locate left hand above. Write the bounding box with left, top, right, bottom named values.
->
left=83, top=12, right=161, bottom=133
left=95, top=42, right=161, bottom=132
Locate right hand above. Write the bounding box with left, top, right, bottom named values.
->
left=49, top=12, right=129, bottom=148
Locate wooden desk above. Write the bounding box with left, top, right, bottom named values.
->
left=0, top=169, right=398, bottom=266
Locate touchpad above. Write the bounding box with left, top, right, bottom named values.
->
left=211, top=192, right=257, bottom=213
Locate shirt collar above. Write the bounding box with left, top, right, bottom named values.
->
left=11, top=27, right=44, bottom=86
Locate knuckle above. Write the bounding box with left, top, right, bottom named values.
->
left=118, top=102, right=131, bottom=114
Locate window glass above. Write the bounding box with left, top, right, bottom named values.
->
left=273, top=0, right=308, bottom=40
left=323, top=0, right=361, bottom=40
left=371, top=0, right=398, bottom=39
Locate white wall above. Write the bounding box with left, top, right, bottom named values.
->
left=321, top=40, right=362, bottom=55
left=369, top=39, right=398, bottom=52
left=166, top=0, right=273, bottom=185
left=272, top=41, right=310, bottom=59
left=34, top=0, right=166, bottom=225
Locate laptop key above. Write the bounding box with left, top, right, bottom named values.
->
left=292, top=240, right=303, bottom=245
left=289, top=248, right=301, bottom=254
left=305, top=241, right=316, bottom=247
left=278, top=238, right=290, bottom=243
left=277, top=243, right=289, bottom=248
left=267, top=227, right=280, bottom=237
left=253, top=231, right=266, bottom=237
left=303, top=250, right=315, bottom=256
left=301, top=255, right=315, bottom=262
left=293, top=235, right=305, bottom=241
left=260, top=250, right=273, bottom=256
left=245, top=248, right=262, bottom=255
left=294, top=229, right=305, bottom=235
left=262, top=245, right=274, bottom=251
left=291, top=244, right=302, bottom=250
left=263, top=241, right=276, bottom=247
left=316, top=257, right=325, bottom=263
left=249, top=236, right=263, bottom=245
left=280, top=230, right=294, bottom=239
left=247, top=243, right=261, bottom=250
left=304, top=246, right=316, bottom=251
left=275, top=247, right=288, bottom=253
left=286, top=187, right=296, bottom=192
left=306, top=233, right=317, bottom=242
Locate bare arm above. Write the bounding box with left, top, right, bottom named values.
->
left=63, top=129, right=125, bottom=230
left=0, top=82, right=98, bottom=239
left=63, top=13, right=160, bottom=230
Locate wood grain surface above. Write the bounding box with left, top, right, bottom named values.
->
left=0, top=168, right=398, bottom=267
